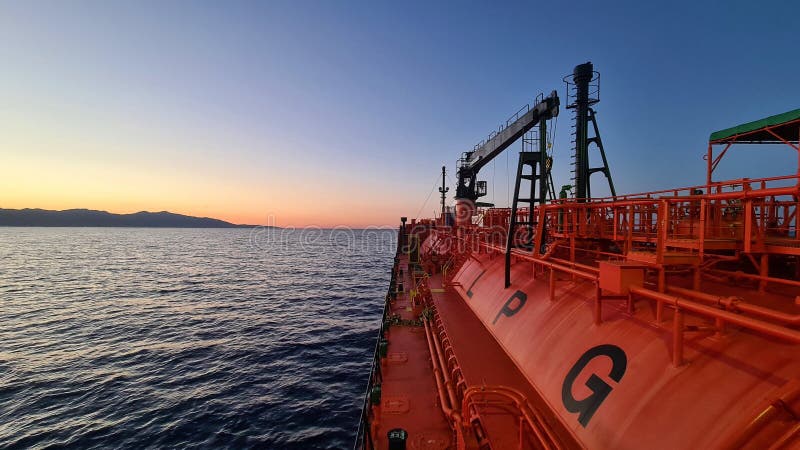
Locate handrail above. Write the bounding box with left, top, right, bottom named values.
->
left=507, top=104, right=530, bottom=127
left=353, top=290, right=387, bottom=450
left=473, top=98, right=545, bottom=151
left=473, top=178, right=800, bottom=262
left=575, top=173, right=800, bottom=203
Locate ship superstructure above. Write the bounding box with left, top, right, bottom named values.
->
left=356, top=63, right=800, bottom=450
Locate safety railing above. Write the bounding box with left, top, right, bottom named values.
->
left=590, top=173, right=800, bottom=202
left=471, top=95, right=555, bottom=152
left=564, top=69, right=600, bottom=108
left=468, top=174, right=800, bottom=260
left=547, top=190, right=798, bottom=256
left=472, top=103, right=531, bottom=151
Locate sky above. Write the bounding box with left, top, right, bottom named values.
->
left=1, top=0, right=798, bottom=227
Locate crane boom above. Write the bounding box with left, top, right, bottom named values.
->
left=456, top=90, right=560, bottom=201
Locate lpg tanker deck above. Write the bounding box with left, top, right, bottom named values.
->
left=355, top=62, right=800, bottom=449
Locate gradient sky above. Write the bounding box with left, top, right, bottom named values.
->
left=2, top=1, right=799, bottom=227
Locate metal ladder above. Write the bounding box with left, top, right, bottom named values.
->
left=505, top=116, right=551, bottom=287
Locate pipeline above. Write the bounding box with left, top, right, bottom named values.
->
left=462, top=385, right=562, bottom=449
left=706, top=268, right=800, bottom=290
left=483, top=238, right=800, bottom=334
left=546, top=255, right=600, bottom=274
left=770, top=423, right=800, bottom=450
left=719, top=379, right=800, bottom=450
left=429, top=316, right=460, bottom=410
left=555, top=244, right=621, bottom=260
left=422, top=318, right=463, bottom=429
left=667, top=286, right=800, bottom=327
left=629, top=286, right=800, bottom=343
left=480, top=241, right=599, bottom=283
left=511, top=249, right=598, bottom=281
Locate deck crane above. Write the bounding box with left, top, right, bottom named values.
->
left=454, top=91, right=560, bottom=227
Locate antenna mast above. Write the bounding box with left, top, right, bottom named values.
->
left=565, top=62, right=616, bottom=200
left=438, top=166, right=449, bottom=222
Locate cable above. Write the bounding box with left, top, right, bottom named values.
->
left=446, top=172, right=460, bottom=211
left=446, top=172, right=459, bottom=212
left=414, top=172, right=442, bottom=221
left=548, top=115, right=559, bottom=199
left=549, top=115, right=558, bottom=157
left=492, top=158, right=496, bottom=205
left=505, top=147, right=510, bottom=207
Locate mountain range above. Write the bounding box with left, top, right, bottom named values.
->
left=0, top=208, right=262, bottom=228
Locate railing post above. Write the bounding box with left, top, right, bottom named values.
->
left=699, top=198, right=706, bottom=259
left=656, top=267, right=666, bottom=323
left=656, top=200, right=667, bottom=265
left=744, top=198, right=753, bottom=253
left=693, top=265, right=701, bottom=291
left=626, top=204, right=633, bottom=253
left=594, top=285, right=602, bottom=325
left=715, top=317, right=726, bottom=336
left=673, top=308, right=684, bottom=366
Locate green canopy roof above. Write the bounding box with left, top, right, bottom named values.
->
left=709, top=108, right=800, bottom=143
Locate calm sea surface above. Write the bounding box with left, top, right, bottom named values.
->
left=0, top=227, right=395, bottom=449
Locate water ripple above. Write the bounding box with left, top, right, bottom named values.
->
left=0, top=228, right=393, bottom=449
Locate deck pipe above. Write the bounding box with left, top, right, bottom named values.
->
left=482, top=240, right=800, bottom=340
left=667, top=285, right=800, bottom=326
left=429, top=318, right=460, bottom=410
left=629, top=286, right=800, bottom=344
left=422, top=318, right=463, bottom=426
left=706, top=268, right=800, bottom=290
left=461, top=385, right=560, bottom=449
left=718, top=380, right=800, bottom=450
left=480, top=242, right=599, bottom=282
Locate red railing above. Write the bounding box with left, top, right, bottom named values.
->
left=429, top=175, right=800, bottom=369
left=472, top=174, right=800, bottom=259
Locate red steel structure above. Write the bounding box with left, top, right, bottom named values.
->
left=355, top=89, right=800, bottom=449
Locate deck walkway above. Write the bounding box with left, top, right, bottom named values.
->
left=428, top=274, right=580, bottom=449
left=369, top=253, right=453, bottom=450
left=370, top=257, right=581, bottom=448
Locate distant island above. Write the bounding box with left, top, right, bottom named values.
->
left=0, top=208, right=265, bottom=228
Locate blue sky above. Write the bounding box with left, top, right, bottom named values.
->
left=1, top=0, right=798, bottom=225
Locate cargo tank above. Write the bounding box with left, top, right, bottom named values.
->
left=355, top=62, right=800, bottom=450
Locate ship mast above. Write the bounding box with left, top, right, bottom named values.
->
left=565, top=62, right=616, bottom=200
left=438, top=165, right=449, bottom=224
